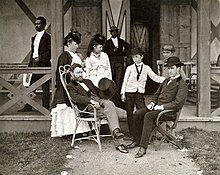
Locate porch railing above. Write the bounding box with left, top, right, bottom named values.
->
left=0, top=64, right=52, bottom=116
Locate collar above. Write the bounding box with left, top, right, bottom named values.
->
left=67, top=50, right=77, bottom=54
left=135, top=63, right=143, bottom=67
left=170, top=74, right=180, bottom=80
left=36, top=30, right=45, bottom=35
left=91, top=52, right=101, bottom=58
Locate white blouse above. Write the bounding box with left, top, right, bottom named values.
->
left=85, top=51, right=112, bottom=86
left=67, top=50, right=82, bottom=65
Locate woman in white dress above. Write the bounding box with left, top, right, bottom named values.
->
left=85, top=34, right=112, bottom=87
left=51, top=30, right=90, bottom=137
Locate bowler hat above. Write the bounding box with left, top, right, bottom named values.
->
left=165, top=56, right=184, bottom=67
left=98, top=78, right=117, bottom=99
left=129, top=47, right=143, bottom=56
left=162, top=44, right=176, bottom=52
left=109, top=26, right=119, bottom=32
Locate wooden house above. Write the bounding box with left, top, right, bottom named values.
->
left=0, top=0, right=220, bottom=132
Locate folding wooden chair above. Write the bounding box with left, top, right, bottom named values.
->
left=59, top=65, right=110, bottom=152
left=150, top=109, right=183, bottom=151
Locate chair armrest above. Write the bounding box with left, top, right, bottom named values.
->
left=156, top=109, right=176, bottom=126
left=78, top=104, right=101, bottom=119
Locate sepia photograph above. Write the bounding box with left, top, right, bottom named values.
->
left=0, top=0, right=220, bottom=174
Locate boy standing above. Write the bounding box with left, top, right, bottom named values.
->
left=120, top=48, right=165, bottom=140
left=158, top=44, right=186, bottom=80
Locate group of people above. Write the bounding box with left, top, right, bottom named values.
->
left=19, top=16, right=188, bottom=158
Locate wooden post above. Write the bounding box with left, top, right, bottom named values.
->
left=197, top=0, right=210, bottom=117
left=51, top=0, right=64, bottom=102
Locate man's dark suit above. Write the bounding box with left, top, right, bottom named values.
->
left=103, top=38, right=130, bottom=108
left=29, top=32, right=51, bottom=109
left=66, top=79, right=121, bottom=132
left=133, top=76, right=188, bottom=148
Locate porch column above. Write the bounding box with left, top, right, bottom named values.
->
left=51, top=0, right=64, bottom=101
left=197, top=0, right=211, bottom=117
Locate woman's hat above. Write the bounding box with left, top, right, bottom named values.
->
left=92, top=33, right=106, bottom=45
left=98, top=78, right=117, bottom=99
left=162, top=44, right=176, bottom=52
left=165, top=56, right=184, bottom=67
left=64, top=30, right=81, bottom=46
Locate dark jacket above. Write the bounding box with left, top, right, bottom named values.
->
left=29, top=32, right=51, bottom=67
left=103, top=37, right=130, bottom=64
left=51, top=51, right=84, bottom=108
left=152, top=77, right=188, bottom=110
left=67, top=79, right=101, bottom=110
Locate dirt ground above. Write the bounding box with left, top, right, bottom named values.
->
left=60, top=138, right=198, bottom=175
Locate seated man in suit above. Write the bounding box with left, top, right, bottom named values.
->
left=67, top=63, right=128, bottom=153
left=126, top=56, right=188, bottom=158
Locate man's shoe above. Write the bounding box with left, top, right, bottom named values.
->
left=135, top=147, right=146, bottom=158
left=116, top=145, right=128, bottom=153
left=125, top=141, right=138, bottom=149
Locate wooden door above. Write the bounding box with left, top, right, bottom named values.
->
left=160, top=0, right=191, bottom=62
left=71, top=0, right=102, bottom=58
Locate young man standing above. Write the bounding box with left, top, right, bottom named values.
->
left=103, top=26, right=130, bottom=109
left=18, top=16, right=51, bottom=111
left=158, top=44, right=186, bottom=80
left=120, top=48, right=165, bottom=140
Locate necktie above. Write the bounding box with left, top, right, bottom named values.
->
left=135, top=64, right=143, bottom=80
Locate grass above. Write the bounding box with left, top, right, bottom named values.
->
left=0, top=128, right=220, bottom=175
left=0, top=132, right=71, bottom=175
left=180, top=128, right=220, bottom=175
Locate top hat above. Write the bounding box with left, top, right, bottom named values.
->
left=109, top=26, right=119, bottom=32
left=162, top=44, right=176, bottom=52
left=98, top=78, right=117, bottom=99
left=165, top=56, right=184, bottom=67
left=129, top=47, right=143, bottom=56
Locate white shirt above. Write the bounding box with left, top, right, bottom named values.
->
left=67, top=51, right=82, bottom=65
left=33, top=30, right=45, bottom=58
left=111, top=37, right=118, bottom=48
left=85, top=51, right=112, bottom=86
left=167, top=74, right=181, bottom=85
left=78, top=82, right=89, bottom=92
left=121, top=63, right=166, bottom=94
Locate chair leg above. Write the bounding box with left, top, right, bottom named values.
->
left=157, top=125, right=183, bottom=149
left=71, top=119, right=80, bottom=147
left=155, top=135, right=166, bottom=151
left=93, top=121, right=102, bottom=152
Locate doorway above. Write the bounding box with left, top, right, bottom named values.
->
left=131, top=0, right=160, bottom=94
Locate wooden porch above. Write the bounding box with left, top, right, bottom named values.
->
left=1, top=102, right=220, bottom=133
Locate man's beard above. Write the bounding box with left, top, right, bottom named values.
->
left=77, top=77, right=83, bottom=82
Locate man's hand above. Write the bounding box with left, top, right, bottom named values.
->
left=154, top=105, right=164, bottom=111
left=121, top=94, right=126, bottom=102
left=146, top=102, right=155, bottom=111
left=113, top=47, right=118, bottom=52
left=90, top=99, right=100, bottom=108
